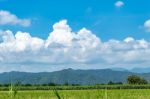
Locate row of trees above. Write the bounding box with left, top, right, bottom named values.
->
left=0, top=82, right=80, bottom=87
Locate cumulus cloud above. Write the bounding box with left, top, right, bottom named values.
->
left=115, top=1, right=124, bottom=8
left=0, top=20, right=150, bottom=72
left=144, top=19, right=150, bottom=32
left=0, top=10, right=31, bottom=27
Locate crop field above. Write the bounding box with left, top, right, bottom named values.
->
left=0, top=89, right=150, bottom=99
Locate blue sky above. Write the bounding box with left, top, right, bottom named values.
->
left=0, top=0, right=150, bottom=40
left=0, top=0, right=150, bottom=72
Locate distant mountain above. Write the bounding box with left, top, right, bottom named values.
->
left=131, top=67, right=150, bottom=73
left=0, top=68, right=150, bottom=85
left=110, top=67, right=128, bottom=72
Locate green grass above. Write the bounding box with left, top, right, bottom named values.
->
left=0, top=89, right=150, bottom=99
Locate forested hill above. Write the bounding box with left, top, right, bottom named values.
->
left=0, top=68, right=150, bottom=85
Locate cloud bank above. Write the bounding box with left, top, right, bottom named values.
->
left=0, top=10, right=31, bottom=27
left=0, top=20, right=150, bottom=72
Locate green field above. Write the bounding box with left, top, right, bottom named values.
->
left=1, top=89, right=150, bottom=99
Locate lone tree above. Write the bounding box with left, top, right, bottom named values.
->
left=127, top=75, right=148, bottom=85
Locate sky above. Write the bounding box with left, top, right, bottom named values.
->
left=0, top=0, right=150, bottom=72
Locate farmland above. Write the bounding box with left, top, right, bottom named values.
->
left=0, top=89, right=150, bottom=99
left=0, top=85, right=150, bottom=99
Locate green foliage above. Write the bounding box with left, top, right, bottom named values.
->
left=139, top=78, right=148, bottom=84
left=8, top=81, right=20, bottom=98
left=127, top=75, right=148, bottom=85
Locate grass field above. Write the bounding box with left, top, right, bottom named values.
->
left=0, top=89, right=150, bottom=99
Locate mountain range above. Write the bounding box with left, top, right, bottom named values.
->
left=0, top=68, right=150, bottom=85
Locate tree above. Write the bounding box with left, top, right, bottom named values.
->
left=127, top=75, right=148, bottom=85
left=139, top=78, right=148, bottom=84
left=48, top=82, right=57, bottom=86
left=108, top=81, right=114, bottom=85
left=64, top=81, right=69, bottom=86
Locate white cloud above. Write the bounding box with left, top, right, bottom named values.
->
left=45, top=20, right=73, bottom=47
left=144, top=19, right=150, bottom=32
left=0, top=30, right=44, bottom=52
left=124, top=37, right=134, bottom=43
left=115, top=1, right=124, bottom=8
left=0, top=20, right=150, bottom=72
left=0, top=10, right=31, bottom=27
